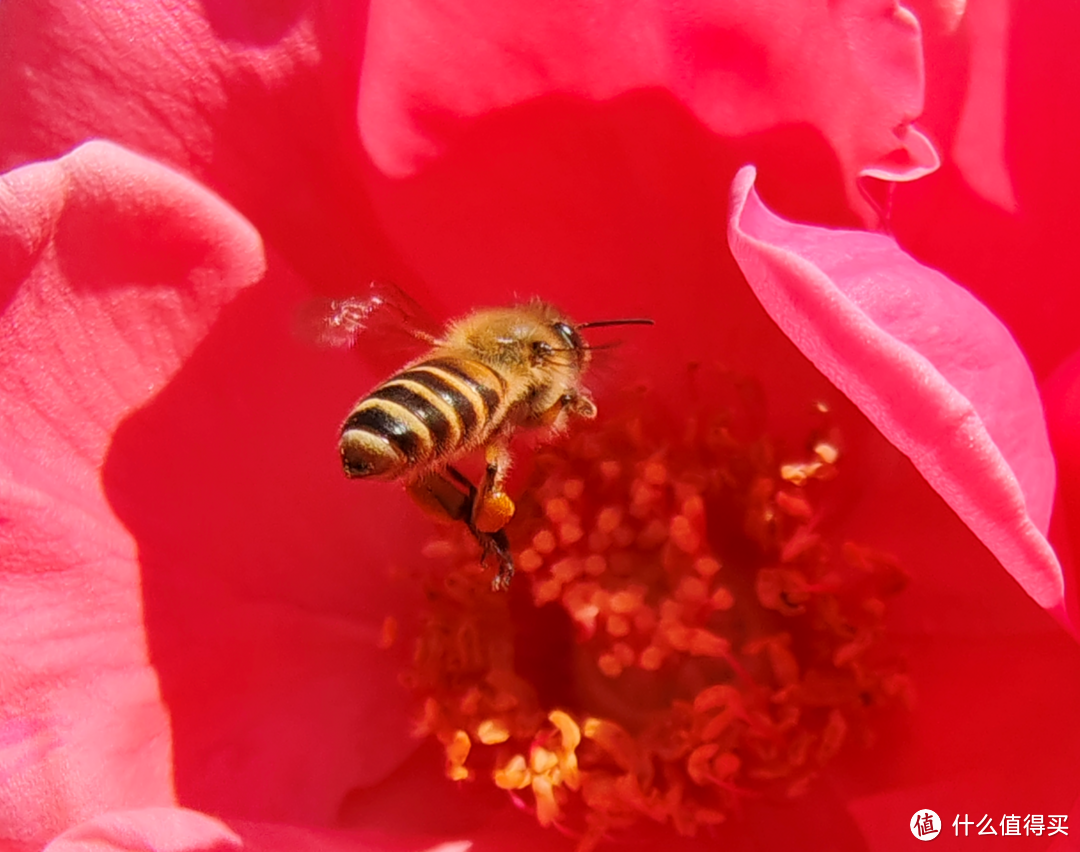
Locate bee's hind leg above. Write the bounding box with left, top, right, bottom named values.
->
left=407, top=467, right=515, bottom=591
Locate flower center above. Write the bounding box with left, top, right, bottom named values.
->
left=400, top=379, right=910, bottom=850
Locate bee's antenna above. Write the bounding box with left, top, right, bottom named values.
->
left=577, top=318, right=655, bottom=329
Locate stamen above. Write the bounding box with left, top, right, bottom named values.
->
left=401, top=377, right=909, bottom=849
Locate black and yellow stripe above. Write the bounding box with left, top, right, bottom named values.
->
left=340, top=356, right=508, bottom=478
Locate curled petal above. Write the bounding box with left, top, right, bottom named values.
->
left=728, top=165, right=1063, bottom=621
left=0, top=140, right=264, bottom=842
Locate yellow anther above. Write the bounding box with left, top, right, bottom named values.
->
left=493, top=754, right=531, bottom=790
left=532, top=775, right=560, bottom=827
left=814, top=441, right=839, bottom=464
left=444, top=729, right=471, bottom=781
left=477, top=719, right=510, bottom=745
left=530, top=746, right=559, bottom=775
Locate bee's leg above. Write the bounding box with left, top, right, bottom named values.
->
left=472, top=443, right=516, bottom=533
left=406, top=471, right=472, bottom=524
left=535, top=392, right=598, bottom=428
left=407, top=467, right=515, bottom=592
left=468, top=445, right=516, bottom=591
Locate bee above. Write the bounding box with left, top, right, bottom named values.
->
left=327, top=284, right=652, bottom=590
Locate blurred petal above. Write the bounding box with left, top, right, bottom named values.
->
left=45, top=808, right=241, bottom=852
left=0, top=140, right=264, bottom=842
left=359, top=0, right=934, bottom=210
left=893, top=0, right=1080, bottom=378
left=728, top=166, right=1063, bottom=621
left=0, top=0, right=384, bottom=290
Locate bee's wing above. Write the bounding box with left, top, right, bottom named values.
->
left=298, top=281, right=443, bottom=363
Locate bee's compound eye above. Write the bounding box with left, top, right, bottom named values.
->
left=551, top=321, right=581, bottom=350
left=340, top=428, right=400, bottom=478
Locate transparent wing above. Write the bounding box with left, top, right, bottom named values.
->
left=297, top=281, right=443, bottom=358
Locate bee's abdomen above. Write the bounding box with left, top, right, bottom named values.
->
left=339, top=356, right=505, bottom=479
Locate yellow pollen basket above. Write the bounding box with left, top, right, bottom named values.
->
left=403, top=381, right=911, bottom=851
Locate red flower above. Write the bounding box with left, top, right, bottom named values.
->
left=0, top=1, right=1077, bottom=851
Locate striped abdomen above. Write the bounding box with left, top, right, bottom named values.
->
left=339, top=357, right=506, bottom=479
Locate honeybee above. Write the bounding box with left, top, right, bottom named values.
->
left=326, top=284, right=652, bottom=590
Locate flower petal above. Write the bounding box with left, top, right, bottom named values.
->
left=1045, top=350, right=1080, bottom=584
left=359, top=0, right=934, bottom=206
left=0, top=140, right=264, bottom=842
left=728, top=165, right=1064, bottom=620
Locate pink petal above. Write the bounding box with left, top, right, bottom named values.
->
left=892, top=0, right=1080, bottom=378
left=45, top=808, right=241, bottom=852
left=728, top=165, right=1064, bottom=622
left=0, top=0, right=384, bottom=293
left=0, top=140, right=264, bottom=843
left=359, top=0, right=934, bottom=208
left=1045, top=350, right=1080, bottom=578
